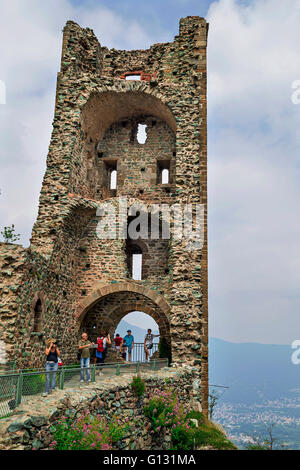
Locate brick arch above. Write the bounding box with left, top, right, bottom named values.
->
left=80, top=85, right=177, bottom=144
left=75, top=281, right=170, bottom=325
left=96, top=303, right=170, bottom=341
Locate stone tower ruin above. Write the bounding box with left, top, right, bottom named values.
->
left=0, top=17, right=209, bottom=412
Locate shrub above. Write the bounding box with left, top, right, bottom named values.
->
left=171, top=423, right=195, bottom=450
left=144, top=388, right=186, bottom=434
left=50, top=413, right=131, bottom=450
left=1, top=225, right=20, bottom=243
left=131, top=376, right=145, bottom=397
left=144, top=388, right=236, bottom=450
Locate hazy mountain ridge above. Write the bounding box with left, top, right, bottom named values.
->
left=209, top=337, right=299, bottom=403
left=116, top=319, right=159, bottom=343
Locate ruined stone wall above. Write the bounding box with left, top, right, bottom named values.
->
left=0, top=16, right=209, bottom=413
left=96, top=117, right=176, bottom=199
left=80, top=290, right=170, bottom=342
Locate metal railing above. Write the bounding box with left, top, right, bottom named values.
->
left=113, top=342, right=159, bottom=362
left=0, top=361, right=16, bottom=373
left=0, top=358, right=168, bottom=419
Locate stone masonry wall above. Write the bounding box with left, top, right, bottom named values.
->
left=0, top=16, right=209, bottom=413
left=0, top=365, right=201, bottom=451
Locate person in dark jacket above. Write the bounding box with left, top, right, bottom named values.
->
left=44, top=338, right=61, bottom=395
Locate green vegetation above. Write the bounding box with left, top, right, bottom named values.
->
left=144, top=389, right=237, bottom=450
left=1, top=225, right=20, bottom=243
left=47, top=386, right=236, bottom=451
left=50, top=413, right=131, bottom=450
left=22, top=371, right=46, bottom=396
left=244, top=423, right=287, bottom=450
left=131, top=375, right=145, bottom=397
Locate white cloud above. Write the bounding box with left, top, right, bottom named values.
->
left=207, top=0, right=300, bottom=343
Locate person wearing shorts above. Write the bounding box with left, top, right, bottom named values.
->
left=113, top=334, right=123, bottom=357
left=123, top=330, right=134, bottom=362
left=144, top=329, right=160, bottom=361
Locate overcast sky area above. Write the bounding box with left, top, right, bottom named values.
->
left=0, top=0, right=300, bottom=345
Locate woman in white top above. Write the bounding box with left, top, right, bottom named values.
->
left=144, top=328, right=159, bottom=361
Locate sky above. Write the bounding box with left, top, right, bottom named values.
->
left=0, top=0, right=300, bottom=345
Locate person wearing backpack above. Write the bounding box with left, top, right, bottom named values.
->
left=96, top=332, right=111, bottom=373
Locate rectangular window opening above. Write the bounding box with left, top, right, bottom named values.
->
left=125, top=75, right=141, bottom=81
left=157, top=160, right=171, bottom=185
left=132, top=253, right=142, bottom=280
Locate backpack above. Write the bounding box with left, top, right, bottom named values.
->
left=97, top=337, right=104, bottom=353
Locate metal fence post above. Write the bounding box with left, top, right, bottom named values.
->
left=136, top=362, right=140, bottom=373
left=92, top=365, right=95, bottom=382
left=16, top=371, right=23, bottom=406
left=152, top=360, right=156, bottom=371
left=116, top=364, right=120, bottom=376
left=59, top=367, right=65, bottom=390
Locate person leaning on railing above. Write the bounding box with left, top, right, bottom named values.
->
left=43, top=338, right=60, bottom=396
left=144, top=329, right=160, bottom=362
left=78, top=332, right=94, bottom=383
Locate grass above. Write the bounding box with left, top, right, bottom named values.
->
left=186, top=411, right=237, bottom=450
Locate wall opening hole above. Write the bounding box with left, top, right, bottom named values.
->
left=104, top=161, right=118, bottom=192
left=137, top=124, right=147, bottom=144
left=157, top=160, right=170, bottom=184
left=110, top=169, right=117, bottom=190
left=162, top=169, right=169, bottom=184
left=126, top=242, right=143, bottom=280
left=33, top=299, right=42, bottom=332
left=132, top=253, right=142, bottom=280
left=125, top=74, right=141, bottom=80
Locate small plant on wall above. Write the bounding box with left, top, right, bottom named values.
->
left=1, top=225, right=20, bottom=243
left=131, top=375, right=145, bottom=397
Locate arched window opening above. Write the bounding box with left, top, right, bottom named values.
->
left=114, top=311, right=160, bottom=362
left=137, top=124, right=147, bottom=144
left=104, top=160, right=118, bottom=195
left=157, top=160, right=171, bottom=184
left=33, top=299, right=42, bottom=332
left=161, top=168, right=169, bottom=184
left=110, top=169, right=117, bottom=190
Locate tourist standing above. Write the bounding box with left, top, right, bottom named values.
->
left=123, top=330, right=135, bottom=362
left=78, top=332, right=93, bottom=383
left=95, top=332, right=111, bottom=373
left=113, top=333, right=123, bottom=357
left=44, top=338, right=60, bottom=395
left=144, top=329, right=160, bottom=361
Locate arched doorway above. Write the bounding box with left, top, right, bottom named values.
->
left=114, top=311, right=160, bottom=362
left=76, top=281, right=171, bottom=363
